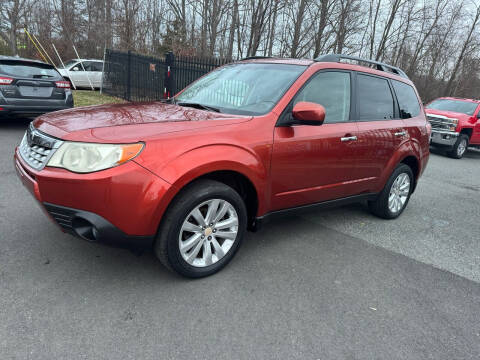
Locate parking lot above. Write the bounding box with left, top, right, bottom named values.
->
left=1, top=118, right=479, bottom=359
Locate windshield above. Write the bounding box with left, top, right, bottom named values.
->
left=427, top=99, right=478, bottom=116
left=0, top=61, right=59, bottom=79
left=175, top=63, right=307, bottom=115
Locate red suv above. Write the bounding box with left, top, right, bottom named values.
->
left=14, top=54, right=430, bottom=277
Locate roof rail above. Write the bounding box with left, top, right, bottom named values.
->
left=241, top=56, right=275, bottom=61
left=315, top=54, right=408, bottom=79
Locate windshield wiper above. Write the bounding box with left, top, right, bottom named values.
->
left=177, top=102, right=220, bottom=113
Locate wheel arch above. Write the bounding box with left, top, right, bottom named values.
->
left=180, top=170, right=259, bottom=230
left=149, top=144, right=269, bottom=235
left=399, top=155, right=420, bottom=192
left=379, top=142, right=421, bottom=194
left=460, top=128, right=473, bottom=140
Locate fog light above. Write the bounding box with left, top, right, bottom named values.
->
left=72, top=217, right=97, bottom=242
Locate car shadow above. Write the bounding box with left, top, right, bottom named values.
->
left=464, top=148, right=480, bottom=159
left=0, top=116, right=33, bottom=129
left=430, top=145, right=480, bottom=159
left=38, top=201, right=371, bottom=285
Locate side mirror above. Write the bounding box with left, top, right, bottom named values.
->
left=292, top=101, right=326, bottom=125
left=72, top=67, right=79, bottom=71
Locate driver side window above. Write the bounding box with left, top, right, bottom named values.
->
left=70, top=63, right=84, bottom=71
left=293, top=71, right=351, bottom=123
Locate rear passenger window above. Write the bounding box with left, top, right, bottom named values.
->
left=392, top=80, right=420, bottom=118
left=81, top=62, right=92, bottom=71
left=357, top=74, right=394, bottom=120
left=91, top=62, right=103, bottom=72
left=293, top=71, right=351, bottom=123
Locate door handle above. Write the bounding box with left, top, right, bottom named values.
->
left=340, top=136, right=358, bottom=142
left=394, top=131, right=407, bottom=137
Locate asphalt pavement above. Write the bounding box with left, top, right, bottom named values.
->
left=1, top=118, right=479, bottom=359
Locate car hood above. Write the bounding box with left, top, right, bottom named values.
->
left=425, top=109, right=470, bottom=121
left=33, top=102, right=252, bottom=142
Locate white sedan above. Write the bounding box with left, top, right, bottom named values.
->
left=58, top=59, right=104, bottom=89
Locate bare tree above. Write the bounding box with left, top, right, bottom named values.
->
left=0, top=0, right=32, bottom=55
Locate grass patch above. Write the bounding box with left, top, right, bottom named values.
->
left=73, top=90, right=125, bottom=107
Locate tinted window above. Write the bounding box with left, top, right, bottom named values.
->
left=392, top=80, right=420, bottom=118
left=357, top=74, right=394, bottom=120
left=92, top=62, right=103, bottom=71
left=81, top=61, right=94, bottom=71
left=176, top=63, right=306, bottom=115
left=0, top=61, right=59, bottom=79
left=83, top=61, right=103, bottom=71
left=426, top=99, right=478, bottom=116
left=293, top=71, right=351, bottom=123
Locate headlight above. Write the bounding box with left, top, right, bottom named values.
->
left=47, top=142, right=144, bottom=173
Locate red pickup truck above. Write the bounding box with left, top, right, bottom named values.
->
left=14, top=55, right=430, bottom=277
left=426, top=97, right=480, bottom=158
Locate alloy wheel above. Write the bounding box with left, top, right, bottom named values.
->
left=178, top=199, right=239, bottom=267
left=457, top=138, right=467, bottom=157
left=388, top=173, right=410, bottom=214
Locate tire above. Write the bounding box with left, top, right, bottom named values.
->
left=154, top=179, right=247, bottom=278
left=368, top=163, right=414, bottom=219
left=447, top=134, right=469, bottom=159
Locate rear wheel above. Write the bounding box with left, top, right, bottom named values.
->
left=154, top=179, right=247, bottom=278
left=368, top=163, right=413, bottom=219
left=447, top=134, right=469, bottom=159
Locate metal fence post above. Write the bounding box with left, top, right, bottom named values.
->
left=126, top=50, right=132, bottom=101
left=164, top=51, right=175, bottom=98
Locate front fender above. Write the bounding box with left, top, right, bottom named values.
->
left=139, top=144, right=270, bottom=232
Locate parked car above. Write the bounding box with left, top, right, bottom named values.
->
left=426, top=97, right=480, bottom=158
left=57, top=59, right=104, bottom=89
left=14, top=54, right=430, bottom=278
left=0, top=56, right=73, bottom=118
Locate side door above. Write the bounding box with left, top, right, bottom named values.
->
left=471, top=105, right=480, bottom=144
left=270, top=70, right=360, bottom=211
left=391, top=78, right=427, bottom=156
left=80, top=61, right=96, bottom=89
left=85, top=61, right=103, bottom=88
left=353, top=73, right=406, bottom=193
left=68, top=62, right=86, bottom=87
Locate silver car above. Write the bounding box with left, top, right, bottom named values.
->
left=57, top=59, right=104, bottom=89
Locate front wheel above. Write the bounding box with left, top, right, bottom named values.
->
left=368, top=164, right=414, bottom=219
left=154, top=179, right=247, bottom=278
left=448, top=134, right=469, bottom=159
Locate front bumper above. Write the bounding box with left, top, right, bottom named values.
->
left=43, top=203, right=154, bottom=249
left=14, top=148, right=174, bottom=250
left=430, top=130, right=458, bottom=147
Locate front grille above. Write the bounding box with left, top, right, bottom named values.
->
left=19, top=123, right=63, bottom=170
left=427, top=114, right=457, bottom=132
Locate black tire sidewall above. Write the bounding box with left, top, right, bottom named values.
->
left=383, top=164, right=414, bottom=219
left=160, top=181, right=247, bottom=278
left=369, top=164, right=414, bottom=219
left=450, top=135, right=469, bottom=159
